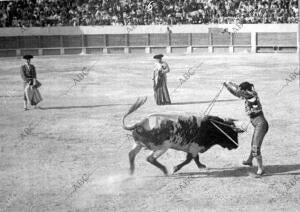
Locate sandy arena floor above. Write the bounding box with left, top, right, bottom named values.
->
left=0, top=53, right=299, bottom=212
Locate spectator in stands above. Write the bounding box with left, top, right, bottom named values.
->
left=0, top=0, right=298, bottom=27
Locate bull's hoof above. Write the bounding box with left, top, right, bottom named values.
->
left=129, top=169, right=134, bottom=175
left=163, top=168, right=168, bottom=176
left=172, top=166, right=180, bottom=174
left=198, top=163, right=206, bottom=169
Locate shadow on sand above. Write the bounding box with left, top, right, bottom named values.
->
left=172, top=164, right=300, bottom=178
left=170, top=99, right=238, bottom=105
left=38, top=99, right=238, bottom=110
left=39, top=103, right=132, bottom=110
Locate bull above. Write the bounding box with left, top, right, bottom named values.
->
left=123, top=97, right=243, bottom=175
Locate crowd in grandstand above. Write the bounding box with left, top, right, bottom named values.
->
left=0, top=0, right=298, bottom=27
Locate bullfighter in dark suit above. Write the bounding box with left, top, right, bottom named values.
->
left=20, top=55, right=42, bottom=110
left=152, top=54, right=171, bottom=105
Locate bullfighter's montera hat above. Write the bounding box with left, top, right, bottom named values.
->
left=23, top=55, right=34, bottom=60
left=153, top=54, right=164, bottom=59
left=239, top=81, right=254, bottom=91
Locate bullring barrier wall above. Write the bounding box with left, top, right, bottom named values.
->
left=0, top=24, right=298, bottom=57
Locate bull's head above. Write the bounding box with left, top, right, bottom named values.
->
left=207, top=117, right=240, bottom=150
left=217, top=133, right=239, bottom=150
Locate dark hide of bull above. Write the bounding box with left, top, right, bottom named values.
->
left=123, top=97, right=241, bottom=175
left=133, top=115, right=238, bottom=151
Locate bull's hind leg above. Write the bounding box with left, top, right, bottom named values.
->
left=146, top=149, right=168, bottom=175
left=129, top=143, right=142, bottom=175
left=173, top=153, right=193, bottom=174
left=193, top=154, right=206, bottom=169
left=173, top=153, right=206, bottom=174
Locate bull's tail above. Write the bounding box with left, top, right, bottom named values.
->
left=122, top=97, right=147, bottom=131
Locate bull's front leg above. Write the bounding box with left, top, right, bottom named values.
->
left=173, top=153, right=193, bottom=174
left=146, top=149, right=168, bottom=175
left=193, top=154, right=206, bottom=169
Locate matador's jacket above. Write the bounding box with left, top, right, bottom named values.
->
left=224, top=82, right=263, bottom=119
left=20, top=64, right=36, bottom=86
